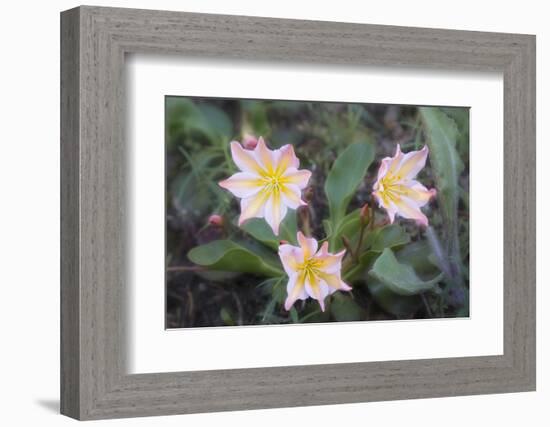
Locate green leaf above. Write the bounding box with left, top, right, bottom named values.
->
left=364, top=224, right=411, bottom=252
left=166, top=98, right=233, bottom=144
left=270, top=128, right=302, bottom=149
left=258, top=277, right=285, bottom=323
left=330, top=293, right=364, bottom=321
left=342, top=225, right=410, bottom=281
left=368, top=280, right=422, bottom=318
left=197, top=104, right=233, bottom=140
left=322, top=219, right=333, bottom=239
left=297, top=305, right=330, bottom=323
left=419, top=107, right=464, bottom=279
left=241, top=212, right=298, bottom=249
left=166, top=98, right=202, bottom=144
left=170, top=150, right=225, bottom=215
left=188, top=240, right=283, bottom=277
left=368, top=248, right=443, bottom=296
left=395, top=240, right=440, bottom=276
left=241, top=219, right=280, bottom=250
left=324, top=142, right=374, bottom=228
left=171, top=172, right=211, bottom=216
left=332, top=209, right=361, bottom=251
left=441, top=107, right=470, bottom=160
left=242, top=100, right=271, bottom=137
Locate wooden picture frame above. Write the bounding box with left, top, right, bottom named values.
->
left=60, top=5, right=536, bottom=420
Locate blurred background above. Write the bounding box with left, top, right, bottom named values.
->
left=165, top=97, right=469, bottom=328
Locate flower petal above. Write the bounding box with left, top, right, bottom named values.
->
left=297, top=231, right=318, bottom=260
left=284, top=271, right=307, bottom=311
left=372, top=189, right=387, bottom=209
left=253, top=137, right=277, bottom=174
left=394, top=180, right=437, bottom=206
left=280, top=184, right=306, bottom=209
left=305, top=275, right=329, bottom=312
left=375, top=156, right=392, bottom=183
left=316, top=242, right=346, bottom=273
left=373, top=188, right=400, bottom=226
left=282, top=168, right=311, bottom=189
left=264, top=192, right=288, bottom=235
left=391, top=195, right=429, bottom=226
left=384, top=200, right=398, bottom=224
left=230, top=141, right=263, bottom=174
left=395, top=145, right=429, bottom=180
left=388, top=144, right=404, bottom=175
left=238, top=190, right=270, bottom=225
left=278, top=244, right=303, bottom=276
left=218, top=172, right=262, bottom=198
left=276, top=144, right=300, bottom=172
left=317, top=270, right=352, bottom=292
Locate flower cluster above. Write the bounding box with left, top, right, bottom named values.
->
left=219, top=138, right=436, bottom=311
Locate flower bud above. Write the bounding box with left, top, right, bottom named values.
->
left=208, top=214, right=224, bottom=227
left=303, top=186, right=314, bottom=203
left=242, top=134, right=259, bottom=150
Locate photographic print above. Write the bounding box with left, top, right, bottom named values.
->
left=165, top=97, right=469, bottom=328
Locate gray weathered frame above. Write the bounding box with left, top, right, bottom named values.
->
left=60, top=5, right=536, bottom=420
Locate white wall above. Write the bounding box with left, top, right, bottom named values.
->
left=0, top=0, right=546, bottom=425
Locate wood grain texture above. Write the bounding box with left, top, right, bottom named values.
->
left=60, top=5, right=536, bottom=420
left=60, top=7, right=80, bottom=419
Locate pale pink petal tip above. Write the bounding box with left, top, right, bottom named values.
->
left=318, top=299, right=325, bottom=312
left=229, top=140, right=242, bottom=150
left=284, top=298, right=293, bottom=311
left=336, top=249, right=347, bottom=259
left=341, top=282, right=352, bottom=291
left=415, top=215, right=429, bottom=228
left=255, top=136, right=267, bottom=152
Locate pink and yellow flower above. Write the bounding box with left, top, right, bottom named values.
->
left=278, top=232, right=351, bottom=311
left=373, top=145, right=436, bottom=227
left=219, top=138, right=312, bottom=235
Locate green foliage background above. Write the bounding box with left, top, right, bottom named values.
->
left=165, top=97, right=470, bottom=328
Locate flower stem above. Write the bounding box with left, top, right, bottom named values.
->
left=420, top=293, right=433, bottom=318
left=341, top=236, right=355, bottom=260
left=298, top=206, right=312, bottom=237
left=355, top=222, right=367, bottom=260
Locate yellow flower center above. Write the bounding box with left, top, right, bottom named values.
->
left=297, top=257, right=322, bottom=282
left=268, top=176, right=281, bottom=190
left=261, top=170, right=289, bottom=195
left=377, top=173, right=405, bottom=204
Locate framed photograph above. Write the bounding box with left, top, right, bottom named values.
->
left=61, top=6, right=536, bottom=420
left=164, top=97, right=469, bottom=329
